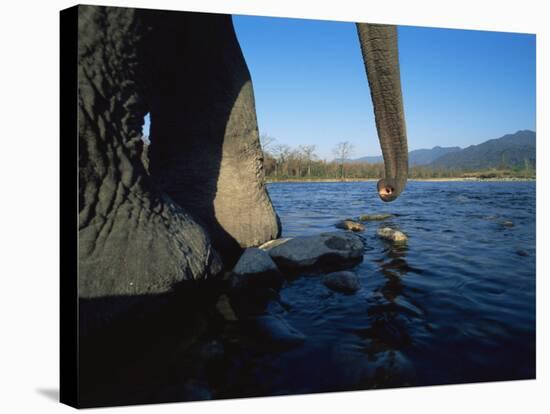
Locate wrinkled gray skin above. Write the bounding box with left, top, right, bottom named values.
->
left=78, top=6, right=223, bottom=333
left=77, top=6, right=408, bottom=333
left=357, top=24, right=409, bottom=201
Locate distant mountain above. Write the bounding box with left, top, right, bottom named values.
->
left=408, top=146, right=462, bottom=166
left=348, top=155, right=383, bottom=164
left=348, top=130, right=535, bottom=170
left=350, top=145, right=461, bottom=166
left=429, top=130, right=536, bottom=170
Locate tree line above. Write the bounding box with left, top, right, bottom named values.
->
left=260, top=134, right=535, bottom=180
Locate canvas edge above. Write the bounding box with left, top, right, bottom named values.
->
left=59, top=4, right=79, bottom=409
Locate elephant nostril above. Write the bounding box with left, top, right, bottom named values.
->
left=377, top=179, right=398, bottom=202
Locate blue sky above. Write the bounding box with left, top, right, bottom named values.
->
left=142, top=16, right=535, bottom=160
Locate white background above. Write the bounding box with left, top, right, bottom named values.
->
left=0, top=0, right=547, bottom=412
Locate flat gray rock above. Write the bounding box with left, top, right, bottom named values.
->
left=264, top=231, right=364, bottom=272
left=233, top=247, right=279, bottom=275
left=323, top=271, right=361, bottom=294
left=231, top=248, right=283, bottom=290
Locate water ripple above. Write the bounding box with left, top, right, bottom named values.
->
left=240, top=181, right=535, bottom=392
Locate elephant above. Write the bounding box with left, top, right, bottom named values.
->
left=72, top=5, right=408, bottom=336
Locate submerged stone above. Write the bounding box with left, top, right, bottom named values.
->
left=323, top=271, right=361, bottom=294
left=335, top=219, right=365, bottom=232
left=359, top=213, right=393, bottom=221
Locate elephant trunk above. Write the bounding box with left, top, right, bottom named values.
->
left=357, top=23, right=408, bottom=202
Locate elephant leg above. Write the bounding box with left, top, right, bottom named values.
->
left=77, top=6, right=222, bottom=335
left=146, top=11, right=281, bottom=265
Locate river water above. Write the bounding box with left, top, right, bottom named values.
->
left=221, top=181, right=535, bottom=396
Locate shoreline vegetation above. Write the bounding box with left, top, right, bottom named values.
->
left=259, top=134, right=536, bottom=185
left=264, top=166, right=536, bottom=183
left=261, top=158, right=535, bottom=185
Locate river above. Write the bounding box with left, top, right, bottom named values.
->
left=219, top=181, right=536, bottom=396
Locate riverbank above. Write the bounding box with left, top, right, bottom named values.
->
left=266, top=177, right=536, bottom=183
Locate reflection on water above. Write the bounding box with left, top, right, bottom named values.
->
left=359, top=241, right=413, bottom=356
left=219, top=181, right=535, bottom=397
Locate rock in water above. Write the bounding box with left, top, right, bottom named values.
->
left=377, top=227, right=408, bottom=243
left=229, top=248, right=284, bottom=318
left=335, top=220, right=365, bottom=232
left=359, top=214, right=393, bottom=221
left=264, top=232, right=364, bottom=272
left=323, top=271, right=361, bottom=294
left=230, top=248, right=283, bottom=291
